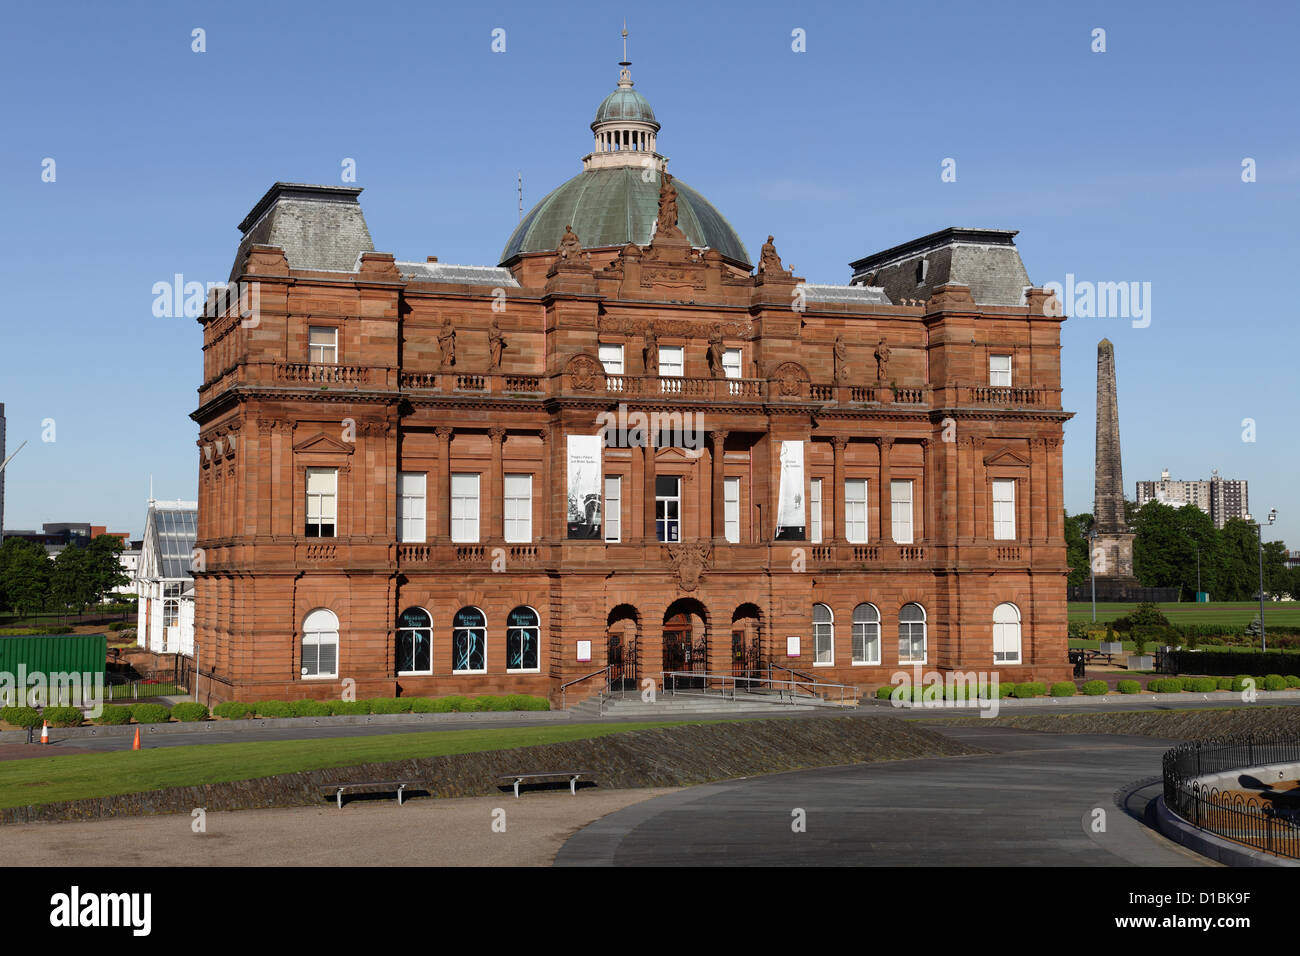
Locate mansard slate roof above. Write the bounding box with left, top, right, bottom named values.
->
left=803, top=283, right=891, bottom=305
left=500, top=167, right=751, bottom=267
left=230, top=183, right=374, bottom=280
left=397, top=261, right=521, bottom=287
left=848, top=227, right=1032, bottom=307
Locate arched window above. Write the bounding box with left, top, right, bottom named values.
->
left=453, top=606, right=486, bottom=673
left=993, top=603, right=1022, bottom=665
left=899, top=603, right=926, bottom=664
left=813, top=603, right=834, bottom=665
left=852, top=603, right=881, bottom=665
left=507, top=606, right=540, bottom=672
left=302, top=608, right=339, bottom=679
left=397, top=607, right=432, bottom=674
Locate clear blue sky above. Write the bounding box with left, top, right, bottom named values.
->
left=1, top=0, right=1295, bottom=547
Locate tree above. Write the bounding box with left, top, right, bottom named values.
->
left=50, top=547, right=96, bottom=616
left=1064, top=511, right=1093, bottom=587
left=0, top=538, right=52, bottom=616
left=1218, top=518, right=1262, bottom=601
left=84, top=534, right=130, bottom=603
left=1132, top=501, right=1186, bottom=591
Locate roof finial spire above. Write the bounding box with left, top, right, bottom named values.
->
left=618, top=21, right=632, bottom=87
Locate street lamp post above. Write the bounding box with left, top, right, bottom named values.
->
left=1254, top=509, right=1278, bottom=652
left=1088, top=528, right=1098, bottom=624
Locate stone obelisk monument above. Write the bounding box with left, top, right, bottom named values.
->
left=1093, top=339, right=1137, bottom=594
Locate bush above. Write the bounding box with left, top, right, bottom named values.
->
left=1287, top=676, right=1300, bottom=689
left=876, top=686, right=894, bottom=700
left=998, top=681, right=1015, bottom=698
left=1263, top=674, right=1288, bottom=692
left=503, top=694, right=549, bottom=711
left=290, top=699, right=332, bottom=717
left=1067, top=621, right=1090, bottom=642
left=441, top=695, right=471, bottom=712
left=413, top=697, right=454, bottom=712
left=170, top=702, right=209, bottom=722
left=254, top=700, right=294, bottom=718
left=0, top=706, right=44, bottom=729
left=43, top=706, right=85, bottom=727
left=213, top=701, right=255, bottom=720
left=1081, top=680, right=1108, bottom=696
left=1188, top=678, right=1219, bottom=693
left=329, top=700, right=371, bottom=715
left=1048, top=681, right=1076, bottom=697
left=1012, top=682, right=1046, bottom=699
left=367, top=697, right=412, bottom=715
left=1117, top=680, right=1140, bottom=694
left=1231, top=675, right=1254, bottom=693
left=1149, top=678, right=1180, bottom=693
left=95, top=704, right=134, bottom=725
left=130, top=703, right=170, bottom=724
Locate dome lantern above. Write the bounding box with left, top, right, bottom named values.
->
left=583, top=30, right=666, bottom=173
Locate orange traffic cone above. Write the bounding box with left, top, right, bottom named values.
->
left=132, top=727, right=141, bottom=751
left=40, top=721, right=49, bottom=745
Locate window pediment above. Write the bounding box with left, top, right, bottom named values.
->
left=292, top=432, right=355, bottom=456
left=982, top=446, right=1030, bottom=467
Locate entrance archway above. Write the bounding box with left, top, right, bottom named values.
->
left=731, top=603, right=764, bottom=680
left=663, top=599, right=708, bottom=688
left=606, top=604, right=639, bottom=692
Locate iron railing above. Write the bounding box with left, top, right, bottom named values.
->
left=559, top=665, right=611, bottom=714
left=661, top=669, right=858, bottom=706
left=1162, top=733, right=1300, bottom=860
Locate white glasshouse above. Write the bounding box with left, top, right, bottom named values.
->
left=135, top=499, right=198, bottom=657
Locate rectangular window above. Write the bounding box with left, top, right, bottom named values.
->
left=993, top=478, right=1016, bottom=540
left=655, top=474, right=681, bottom=542
left=397, top=472, right=426, bottom=543
left=309, top=326, right=338, bottom=364
left=305, top=468, right=337, bottom=537
left=724, top=476, right=740, bottom=544
left=891, top=480, right=914, bottom=544
left=723, top=347, right=742, bottom=394
left=845, top=479, right=868, bottom=543
left=989, top=354, right=1012, bottom=387
left=598, top=344, right=624, bottom=375
left=451, top=473, right=480, bottom=543
left=604, top=476, right=621, bottom=543
left=659, top=346, right=684, bottom=377
left=504, top=474, right=532, bottom=543
left=809, top=478, right=823, bottom=543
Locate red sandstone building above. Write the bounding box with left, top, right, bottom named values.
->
left=193, top=58, right=1073, bottom=704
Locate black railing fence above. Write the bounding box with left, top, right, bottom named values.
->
left=1163, top=733, right=1300, bottom=859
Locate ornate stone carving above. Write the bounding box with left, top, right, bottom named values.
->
left=642, top=323, right=659, bottom=376
left=707, top=325, right=725, bottom=379
left=655, top=173, right=685, bottom=240
left=667, top=542, right=711, bottom=592
left=874, top=337, right=891, bottom=382
left=600, top=314, right=753, bottom=341
left=566, top=353, right=603, bottom=391
left=833, top=335, right=849, bottom=384
left=558, top=224, right=584, bottom=260
left=489, top=426, right=507, bottom=443
left=758, top=235, right=785, bottom=274
left=488, top=319, right=505, bottom=369
left=434, top=426, right=454, bottom=440
left=831, top=435, right=849, bottom=452
left=773, top=361, right=808, bottom=396
left=438, top=316, right=456, bottom=369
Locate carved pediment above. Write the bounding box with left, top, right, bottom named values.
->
left=292, top=431, right=356, bottom=455
left=983, top=445, right=1031, bottom=467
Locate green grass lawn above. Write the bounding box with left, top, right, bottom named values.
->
left=0, top=721, right=713, bottom=810
left=1068, top=601, right=1300, bottom=627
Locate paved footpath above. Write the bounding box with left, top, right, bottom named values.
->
left=555, top=725, right=1211, bottom=867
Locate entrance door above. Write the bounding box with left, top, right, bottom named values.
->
left=732, top=629, right=763, bottom=682
left=608, top=631, right=637, bottom=692
left=663, top=613, right=705, bottom=688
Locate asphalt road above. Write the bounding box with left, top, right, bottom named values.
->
left=554, top=725, right=1210, bottom=866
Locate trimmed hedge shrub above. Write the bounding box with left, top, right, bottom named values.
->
left=1, top=706, right=44, bottom=729
left=170, top=702, right=209, bottom=722
left=441, top=695, right=471, bottom=712
left=1049, top=682, right=1076, bottom=697
left=367, top=697, right=412, bottom=715
left=409, top=697, right=450, bottom=713
left=1263, top=674, right=1288, bottom=692
left=1012, top=682, right=1046, bottom=699
left=213, top=701, right=255, bottom=720
left=255, top=701, right=294, bottom=718
left=130, top=703, right=170, bottom=724
left=503, top=695, right=549, bottom=711
left=1231, top=675, right=1253, bottom=693
left=1149, top=678, right=1180, bottom=693
left=876, top=686, right=894, bottom=700
left=329, top=700, right=371, bottom=715
left=1216, top=677, right=1234, bottom=691
left=1287, top=676, right=1300, bottom=689
left=44, top=706, right=85, bottom=727
left=95, top=704, right=134, bottom=725
left=1117, top=680, right=1140, bottom=694
left=290, top=699, right=331, bottom=717
left=1188, top=678, right=1219, bottom=693
left=1081, top=680, right=1108, bottom=696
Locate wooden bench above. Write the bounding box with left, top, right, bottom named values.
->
left=321, top=780, right=425, bottom=809
left=499, top=771, right=591, bottom=798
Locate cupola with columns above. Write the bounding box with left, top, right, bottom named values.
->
left=582, top=29, right=667, bottom=173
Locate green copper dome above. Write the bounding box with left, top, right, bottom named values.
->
left=592, top=88, right=659, bottom=128
left=500, top=167, right=751, bottom=266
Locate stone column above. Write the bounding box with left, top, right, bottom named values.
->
left=435, top=426, right=453, bottom=543
left=831, top=436, right=848, bottom=543
left=489, top=427, right=506, bottom=541
left=921, top=438, right=934, bottom=543
left=643, top=432, right=657, bottom=543
left=710, top=430, right=728, bottom=543
left=878, top=437, right=893, bottom=543
left=538, top=428, right=551, bottom=541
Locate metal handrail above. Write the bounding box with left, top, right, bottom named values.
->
left=560, top=665, right=611, bottom=713
left=768, top=662, right=835, bottom=702
left=660, top=670, right=858, bottom=706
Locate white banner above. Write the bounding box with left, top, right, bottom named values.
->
left=775, top=440, right=805, bottom=540
left=567, top=434, right=603, bottom=539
